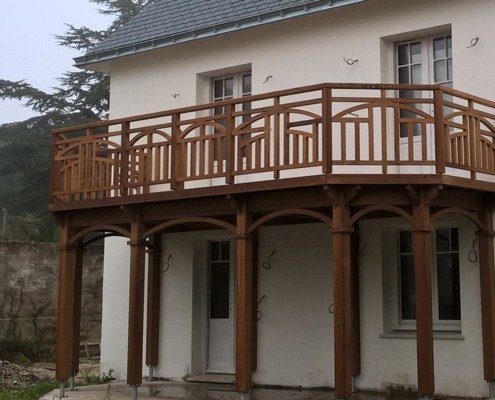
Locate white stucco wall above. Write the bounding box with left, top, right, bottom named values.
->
left=99, top=0, right=495, bottom=396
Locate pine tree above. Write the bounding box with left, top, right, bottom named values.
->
left=0, top=0, right=153, bottom=241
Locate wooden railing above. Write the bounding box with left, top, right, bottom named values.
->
left=50, top=83, right=495, bottom=204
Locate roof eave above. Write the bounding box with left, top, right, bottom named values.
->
left=74, top=0, right=366, bottom=67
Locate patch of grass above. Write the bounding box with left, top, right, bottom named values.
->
left=0, top=381, right=59, bottom=400
left=81, top=369, right=114, bottom=386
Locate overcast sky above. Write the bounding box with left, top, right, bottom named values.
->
left=0, top=1, right=113, bottom=124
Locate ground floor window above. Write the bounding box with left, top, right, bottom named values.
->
left=398, top=227, right=461, bottom=331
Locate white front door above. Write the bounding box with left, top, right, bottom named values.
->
left=207, top=240, right=235, bottom=373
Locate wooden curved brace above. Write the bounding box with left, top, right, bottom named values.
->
left=180, top=121, right=226, bottom=139
left=235, top=112, right=268, bottom=133
left=82, top=232, right=125, bottom=248
left=431, top=208, right=482, bottom=228
left=68, top=225, right=131, bottom=247
left=349, top=204, right=413, bottom=227
left=334, top=100, right=433, bottom=120
left=142, top=216, right=236, bottom=240
left=56, top=139, right=121, bottom=159
left=128, top=129, right=171, bottom=147
left=248, top=208, right=332, bottom=233
left=445, top=111, right=495, bottom=134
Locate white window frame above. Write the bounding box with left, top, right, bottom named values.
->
left=395, top=224, right=461, bottom=332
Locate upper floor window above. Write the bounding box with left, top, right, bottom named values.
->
left=396, top=33, right=452, bottom=137
left=398, top=227, right=461, bottom=331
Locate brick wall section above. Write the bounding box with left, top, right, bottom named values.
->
left=0, top=242, right=103, bottom=351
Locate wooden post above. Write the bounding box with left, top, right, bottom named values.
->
left=412, top=190, right=435, bottom=397
left=350, top=230, right=361, bottom=377
left=127, top=217, right=146, bottom=387
left=70, top=243, right=84, bottom=377
left=235, top=198, right=253, bottom=392
left=252, top=236, right=259, bottom=372
left=478, top=202, right=495, bottom=382
left=56, top=225, right=76, bottom=382
left=146, top=234, right=162, bottom=367
left=332, top=190, right=353, bottom=399
left=322, top=87, right=333, bottom=174
left=434, top=88, right=446, bottom=174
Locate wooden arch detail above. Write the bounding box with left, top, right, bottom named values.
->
left=431, top=208, right=483, bottom=228
left=68, top=225, right=131, bottom=247
left=349, top=204, right=413, bottom=227
left=142, top=216, right=236, bottom=240
left=248, top=208, right=332, bottom=233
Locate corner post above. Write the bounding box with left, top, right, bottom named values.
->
left=146, top=234, right=162, bottom=373
left=235, top=198, right=253, bottom=393
left=331, top=188, right=354, bottom=399
left=412, top=188, right=435, bottom=398
left=433, top=88, right=446, bottom=174
left=127, top=214, right=146, bottom=388
left=56, top=224, right=76, bottom=384
left=478, top=201, right=495, bottom=384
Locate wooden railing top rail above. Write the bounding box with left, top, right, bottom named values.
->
left=52, top=82, right=444, bottom=135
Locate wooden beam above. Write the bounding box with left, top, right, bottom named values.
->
left=412, top=188, right=435, bottom=396
left=145, top=234, right=162, bottom=367
left=70, top=243, right=84, bottom=376
left=127, top=217, right=146, bottom=386
left=235, top=198, right=253, bottom=392
left=56, top=224, right=76, bottom=382
left=331, top=188, right=353, bottom=399
left=478, top=202, right=495, bottom=381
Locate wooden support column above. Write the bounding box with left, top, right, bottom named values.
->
left=331, top=189, right=353, bottom=399
left=70, top=242, right=84, bottom=377
left=252, top=236, right=258, bottom=372
left=412, top=189, right=435, bottom=397
left=56, top=224, right=76, bottom=382
left=350, top=230, right=361, bottom=377
left=235, top=199, right=253, bottom=393
left=127, top=216, right=146, bottom=387
left=146, top=234, right=162, bottom=367
left=478, top=202, right=495, bottom=382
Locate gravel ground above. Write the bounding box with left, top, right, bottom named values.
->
left=0, top=360, right=51, bottom=389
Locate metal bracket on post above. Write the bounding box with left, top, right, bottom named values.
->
left=148, top=366, right=154, bottom=381
left=69, top=375, right=75, bottom=391
left=59, top=381, right=67, bottom=398
left=489, top=382, right=495, bottom=400
left=238, top=392, right=251, bottom=400
left=419, top=397, right=433, bottom=400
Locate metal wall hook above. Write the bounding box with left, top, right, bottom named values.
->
left=468, top=238, right=478, bottom=263
left=262, top=75, right=273, bottom=84
left=160, top=254, right=172, bottom=273
left=466, top=37, right=479, bottom=48
left=343, top=57, right=358, bottom=65
left=257, top=294, right=266, bottom=321
left=328, top=304, right=334, bottom=315
left=261, top=249, right=276, bottom=269
left=171, top=93, right=179, bottom=99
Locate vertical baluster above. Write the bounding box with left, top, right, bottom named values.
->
left=273, top=97, right=281, bottom=179
left=381, top=89, right=388, bottom=174
left=120, top=122, right=130, bottom=196
left=468, top=100, right=476, bottom=179
left=322, top=87, right=333, bottom=173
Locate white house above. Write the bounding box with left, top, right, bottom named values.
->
left=50, top=0, right=495, bottom=399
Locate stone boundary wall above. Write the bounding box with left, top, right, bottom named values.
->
left=0, top=242, right=103, bottom=353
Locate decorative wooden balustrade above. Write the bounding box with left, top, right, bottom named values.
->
left=50, top=83, right=495, bottom=207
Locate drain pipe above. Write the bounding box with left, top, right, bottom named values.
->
left=59, top=382, right=66, bottom=398
left=131, top=385, right=138, bottom=400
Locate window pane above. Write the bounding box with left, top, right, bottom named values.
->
left=437, top=253, right=461, bottom=320
left=210, top=241, right=220, bottom=261
left=410, top=42, right=422, bottom=64
left=242, top=74, right=252, bottom=95
left=220, top=241, right=230, bottom=261
left=210, top=261, right=230, bottom=319
left=401, top=255, right=416, bottom=320
left=225, top=78, right=234, bottom=97
left=398, top=44, right=409, bottom=66
left=451, top=228, right=458, bottom=251
left=447, top=58, right=453, bottom=81
left=411, top=64, right=422, bottom=84
left=434, top=60, right=446, bottom=83
left=398, top=66, right=410, bottom=84
left=214, top=79, right=223, bottom=99
left=434, top=37, right=446, bottom=59
left=436, top=228, right=450, bottom=251
left=400, top=231, right=413, bottom=253
left=446, top=36, right=452, bottom=57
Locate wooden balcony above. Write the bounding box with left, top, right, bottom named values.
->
left=49, top=83, right=495, bottom=211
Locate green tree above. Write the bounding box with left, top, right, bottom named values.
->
left=0, top=0, right=152, bottom=242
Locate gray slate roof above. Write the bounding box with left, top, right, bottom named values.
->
left=76, top=0, right=365, bottom=66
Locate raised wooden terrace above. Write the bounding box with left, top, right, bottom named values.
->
left=49, top=83, right=495, bottom=211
